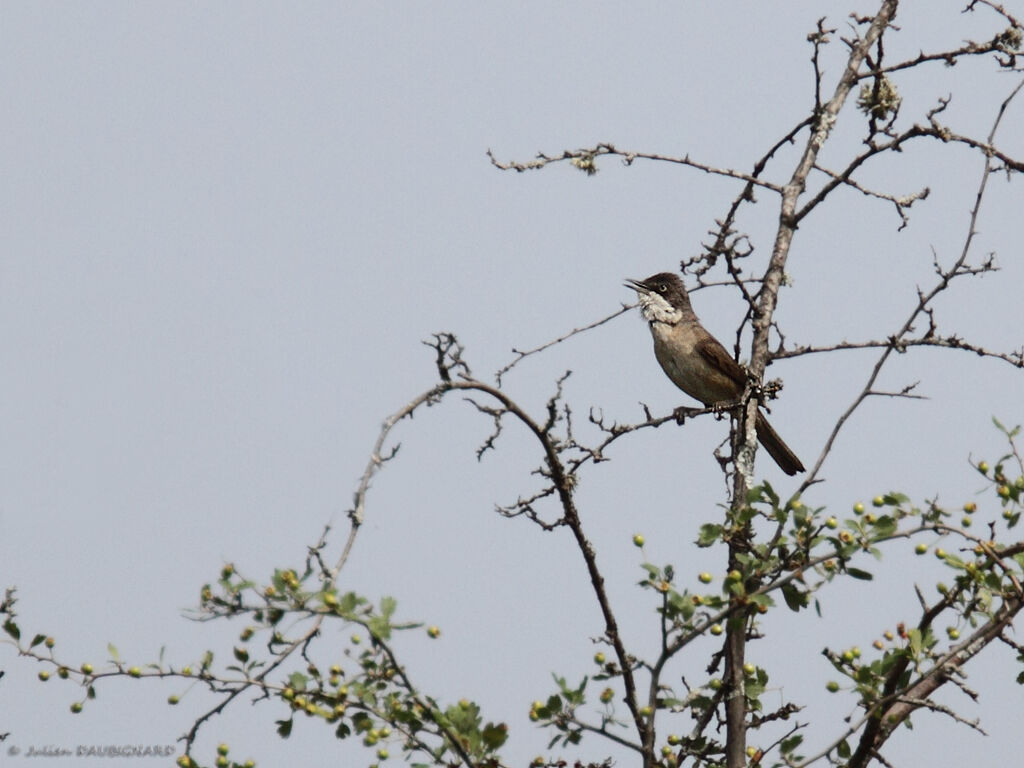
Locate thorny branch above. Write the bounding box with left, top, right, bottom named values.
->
left=799, top=75, right=1024, bottom=491
left=480, top=4, right=1024, bottom=768
left=8, top=3, right=1024, bottom=768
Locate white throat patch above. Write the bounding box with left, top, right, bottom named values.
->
left=635, top=289, right=682, bottom=324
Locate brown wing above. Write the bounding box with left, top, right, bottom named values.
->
left=692, top=336, right=746, bottom=403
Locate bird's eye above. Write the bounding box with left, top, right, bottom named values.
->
left=658, top=284, right=667, bottom=292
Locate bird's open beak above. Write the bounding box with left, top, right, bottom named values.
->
left=624, top=278, right=648, bottom=293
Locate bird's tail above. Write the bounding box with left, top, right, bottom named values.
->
left=754, top=412, right=805, bottom=476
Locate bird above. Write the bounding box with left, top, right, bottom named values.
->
left=626, top=272, right=805, bottom=476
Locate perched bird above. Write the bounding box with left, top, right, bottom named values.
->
left=626, top=272, right=805, bottom=476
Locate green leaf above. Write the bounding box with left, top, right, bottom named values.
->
left=30, top=633, right=47, bottom=648
left=288, top=671, right=309, bottom=691
left=481, top=722, right=508, bottom=751
left=640, top=563, right=661, bottom=579
left=871, top=515, right=897, bottom=537
left=2, top=619, right=19, bottom=641
left=781, top=734, right=804, bottom=755
left=339, top=591, right=359, bottom=614
left=696, top=524, right=722, bottom=547
left=276, top=718, right=293, bottom=739
left=991, top=416, right=1020, bottom=437
left=877, top=649, right=906, bottom=675
left=837, top=739, right=851, bottom=759
left=368, top=614, right=392, bottom=640
left=907, top=628, right=923, bottom=658
left=847, top=568, right=873, bottom=581
left=107, top=643, right=120, bottom=662
left=546, top=693, right=562, bottom=714
left=941, top=553, right=966, bottom=569
left=782, top=584, right=809, bottom=612
left=379, top=596, right=397, bottom=619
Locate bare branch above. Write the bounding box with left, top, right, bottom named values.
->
left=486, top=143, right=785, bottom=193
left=496, top=304, right=633, bottom=385
left=799, top=76, right=1024, bottom=490
left=775, top=335, right=1024, bottom=368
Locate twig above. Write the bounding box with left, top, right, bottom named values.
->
left=496, top=304, right=633, bottom=385
left=800, top=75, right=1024, bottom=491
left=486, top=144, right=785, bottom=193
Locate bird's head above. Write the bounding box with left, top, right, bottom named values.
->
left=625, top=272, right=689, bottom=323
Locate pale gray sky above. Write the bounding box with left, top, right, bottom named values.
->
left=2, top=2, right=1022, bottom=766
